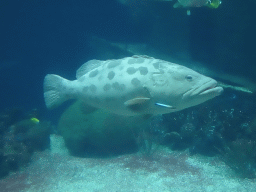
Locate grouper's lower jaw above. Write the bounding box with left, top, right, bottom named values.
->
left=199, top=86, right=224, bottom=96
left=180, top=83, right=223, bottom=111
left=182, top=80, right=224, bottom=106
left=197, top=79, right=223, bottom=96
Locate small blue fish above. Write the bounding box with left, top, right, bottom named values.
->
left=155, top=103, right=176, bottom=109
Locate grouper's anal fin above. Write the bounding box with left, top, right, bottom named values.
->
left=124, top=97, right=150, bottom=112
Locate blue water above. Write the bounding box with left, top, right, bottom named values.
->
left=0, top=0, right=255, bottom=122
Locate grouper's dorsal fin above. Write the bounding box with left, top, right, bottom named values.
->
left=76, top=60, right=102, bottom=79
left=132, top=55, right=154, bottom=59
left=124, top=97, right=150, bottom=112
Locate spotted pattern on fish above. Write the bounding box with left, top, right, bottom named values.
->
left=107, top=60, right=121, bottom=68
left=127, top=59, right=136, bottom=64
left=137, top=58, right=145, bottom=63
left=153, top=62, right=160, bottom=69
left=89, top=69, right=98, bottom=78
left=44, top=55, right=223, bottom=116
left=138, top=67, right=148, bottom=75
left=103, top=84, right=111, bottom=91
left=128, top=57, right=145, bottom=64
left=126, top=67, right=137, bottom=75
left=131, top=78, right=140, bottom=86
left=89, top=84, right=97, bottom=92
left=112, top=82, right=125, bottom=91
left=108, top=71, right=115, bottom=80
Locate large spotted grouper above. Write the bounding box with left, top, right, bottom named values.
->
left=44, top=55, right=223, bottom=116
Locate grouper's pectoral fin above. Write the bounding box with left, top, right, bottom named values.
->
left=124, top=97, right=150, bottom=112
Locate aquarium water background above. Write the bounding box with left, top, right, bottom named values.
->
left=0, top=0, right=256, bottom=191
left=1, top=0, right=255, bottom=117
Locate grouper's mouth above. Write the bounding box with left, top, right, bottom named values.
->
left=198, top=80, right=224, bottom=96
left=182, top=79, right=224, bottom=101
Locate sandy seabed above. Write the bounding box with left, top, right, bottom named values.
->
left=0, top=135, right=255, bottom=192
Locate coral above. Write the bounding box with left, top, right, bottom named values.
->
left=0, top=152, right=9, bottom=178
left=153, top=91, right=256, bottom=178
left=0, top=108, right=51, bottom=179
left=0, top=108, right=24, bottom=134
left=9, top=119, right=51, bottom=152
left=24, top=121, right=51, bottom=151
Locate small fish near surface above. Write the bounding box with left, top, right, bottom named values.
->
left=44, top=55, right=223, bottom=116
left=173, top=0, right=222, bottom=15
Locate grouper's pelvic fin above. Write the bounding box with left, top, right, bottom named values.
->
left=124, top=97, right=150, bottom=112
left=44, top=74, right=71, bottom=109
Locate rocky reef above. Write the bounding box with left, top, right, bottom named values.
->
left=56, top=88, right=256, bottom=178
left=148, top=89, right=256, bottom=178
left=1, top=88, right=256, bottom=180
left=0, top=108, right=51, bottom=179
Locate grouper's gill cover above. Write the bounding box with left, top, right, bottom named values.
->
left=44, top=55, right=223, bottom=116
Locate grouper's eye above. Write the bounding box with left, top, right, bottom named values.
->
left=185, top=75, right=193, bottom=81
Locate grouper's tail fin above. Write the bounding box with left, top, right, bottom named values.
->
left=44, top=74, right=71, bottom=109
